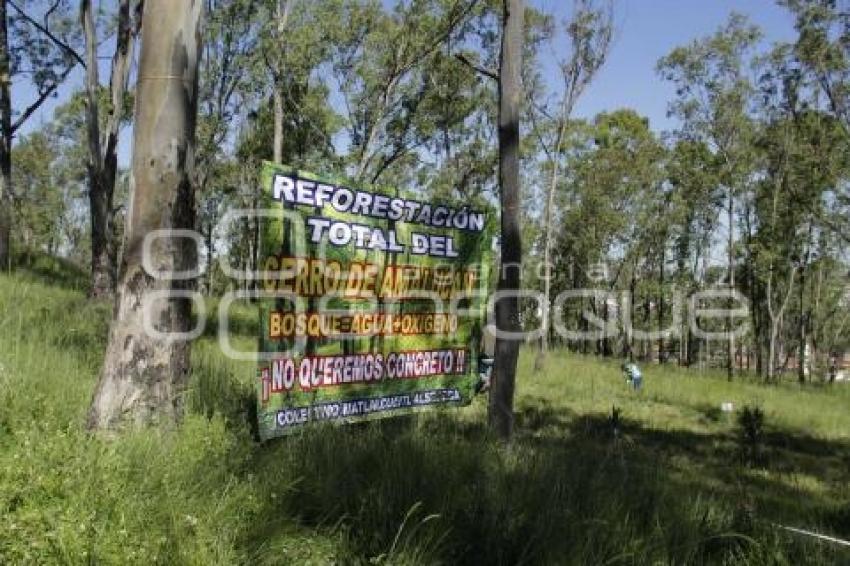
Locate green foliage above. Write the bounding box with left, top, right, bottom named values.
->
left=1, top=270, right=849, bottom=563
left=7, top=1, right=81, bottom=116
left=10, top=89, right=133, bottom=269
left=9, top=249, right=89, bottom=291
left=10, top=132, right=66, bottom=254
left=5, top=0, right=850, bottom=559
left=551, top=108, right=664, bottom=320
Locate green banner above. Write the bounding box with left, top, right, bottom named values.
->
left=255, top=162, right=492, bottom=440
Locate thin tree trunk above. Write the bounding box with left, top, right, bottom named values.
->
left=580, top=292, right=588, bottom=354
left=658, top=244, right=665, bottom=363
left=535, top=119, right=567, bottom=372
left=766, top=266, right=797, bottom=383
left=273, top=89, right=284, bottom=164
left=205, top=221, right=213, bottom=295
left=489, top=0, right=523, bottom=441
left=753, top=276, right=765, bottom=378
left=250, top=167, right=260, bottom=297
left=534, top=155, right=558, bottom=371
left=811, top=247, right=823, bottom=378
left=798, top=261, right=806, bottom=383
left=0, top=0, right=11, bottom=270
left=82, top=0, right=138, bottom=297
left=628, top=270, right=635, bottom=361
left=768, top=325, right=777, bottom=382
left=743, top=199, right=755, bottom=374
left=272, top=0, right=292, bottom=164
left=726, top=190, right=735, bottom=380
left=764, top=135, right=794, bottom=383
left=88, top=0, right=203, bottom=430
left=676, top=213, right=691, bottom=366
left=798, top=223, right=811, bottom=384
left=534, top=0, right=611, bottom=368
left=641, top=295, right=650, bottom=360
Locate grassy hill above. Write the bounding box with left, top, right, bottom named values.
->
left=1, top=261, right=849, bottom=564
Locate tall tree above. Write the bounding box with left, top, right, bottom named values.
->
left=666, top=139, right=721, bottom=367
left=80, top=0, right=141, bottom=297
left=659, top=14, right=761, bottom=380
left=551, top=110, right=662, bottom=359
left=0, top=0, right=10, bottom=270
left=488, top=0, right=523, bottom=440
left=753, top=118, right=799, bottom=382
left=88, top=0, right=203, bottom=429
left=0, top=0, right=82, bottom=269
left=782, top=1, right=850, bottom=377
left=330, top=0, right=479, bottom=185
left=532, top=0, right=612, bottom=371
left=10, top=131, right=65, bottom=253
left=592, top=110, right=663, bottom=359
left=194, top=0, right=263, bottom=289
left=752, top=40, right=849, bottom=380
left=273, top=0, right=290, bottom=164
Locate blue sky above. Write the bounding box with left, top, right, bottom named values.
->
left=13, top=0, right=800, bottom=165
left=536, top=0, right=797, bottom=131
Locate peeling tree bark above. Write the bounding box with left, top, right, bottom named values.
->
left=488, top=0, right=523, bottom=441
left=88, top=0, right=204, bottom=430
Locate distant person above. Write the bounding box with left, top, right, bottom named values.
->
left=622, top=362, right=642, bottom=391
left=475, top=323, right=497, bottom=394
left=828, top=357, right=838, bottom=384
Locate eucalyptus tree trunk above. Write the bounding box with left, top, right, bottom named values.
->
left=533, top=0, right=612, bottom=372
left=88, top=0, right=203, bottom=430
left=488, top=0, right=523, bottom=441
left=81, top=0, right=139, bottom=297
left=534, top=126, right=564, bottom=372
left=623, top=270, right=637, bottom=362
left=765, top=266, right=796, bottom=383
left=798, top=260, right=807, bottom=383
left=0, top=0, right=11, bottom=270
left=273, top=0, right=292, bottom=164
left=726, top=191, right=735, bottom=380
left=810, top=250, right=824, bottom=379
left=658, top=244, right=666, bottom=363
left=273, top=89, right=284, bottom=163
left=797, top=223, right=812, bottom=384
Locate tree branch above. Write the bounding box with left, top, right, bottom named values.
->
left=397, top=0, right=480, bottom=76
left=44, top=1, right=62, bottom=23
left=8, top=0, right=86, bottom=69
left=10, top=65, right=74, bottom=133
left=454, top=52, right=497, bottom=81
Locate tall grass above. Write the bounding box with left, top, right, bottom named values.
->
left=0, top=268, right=848, bottom=564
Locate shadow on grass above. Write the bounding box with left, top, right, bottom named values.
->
left=183, top=357, right=850, bottom=563
left=561, top=411, right=850, bottom=538
left=177, top=383, right=847, bottom=564
left=10, top=250, right=90, bottom=292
